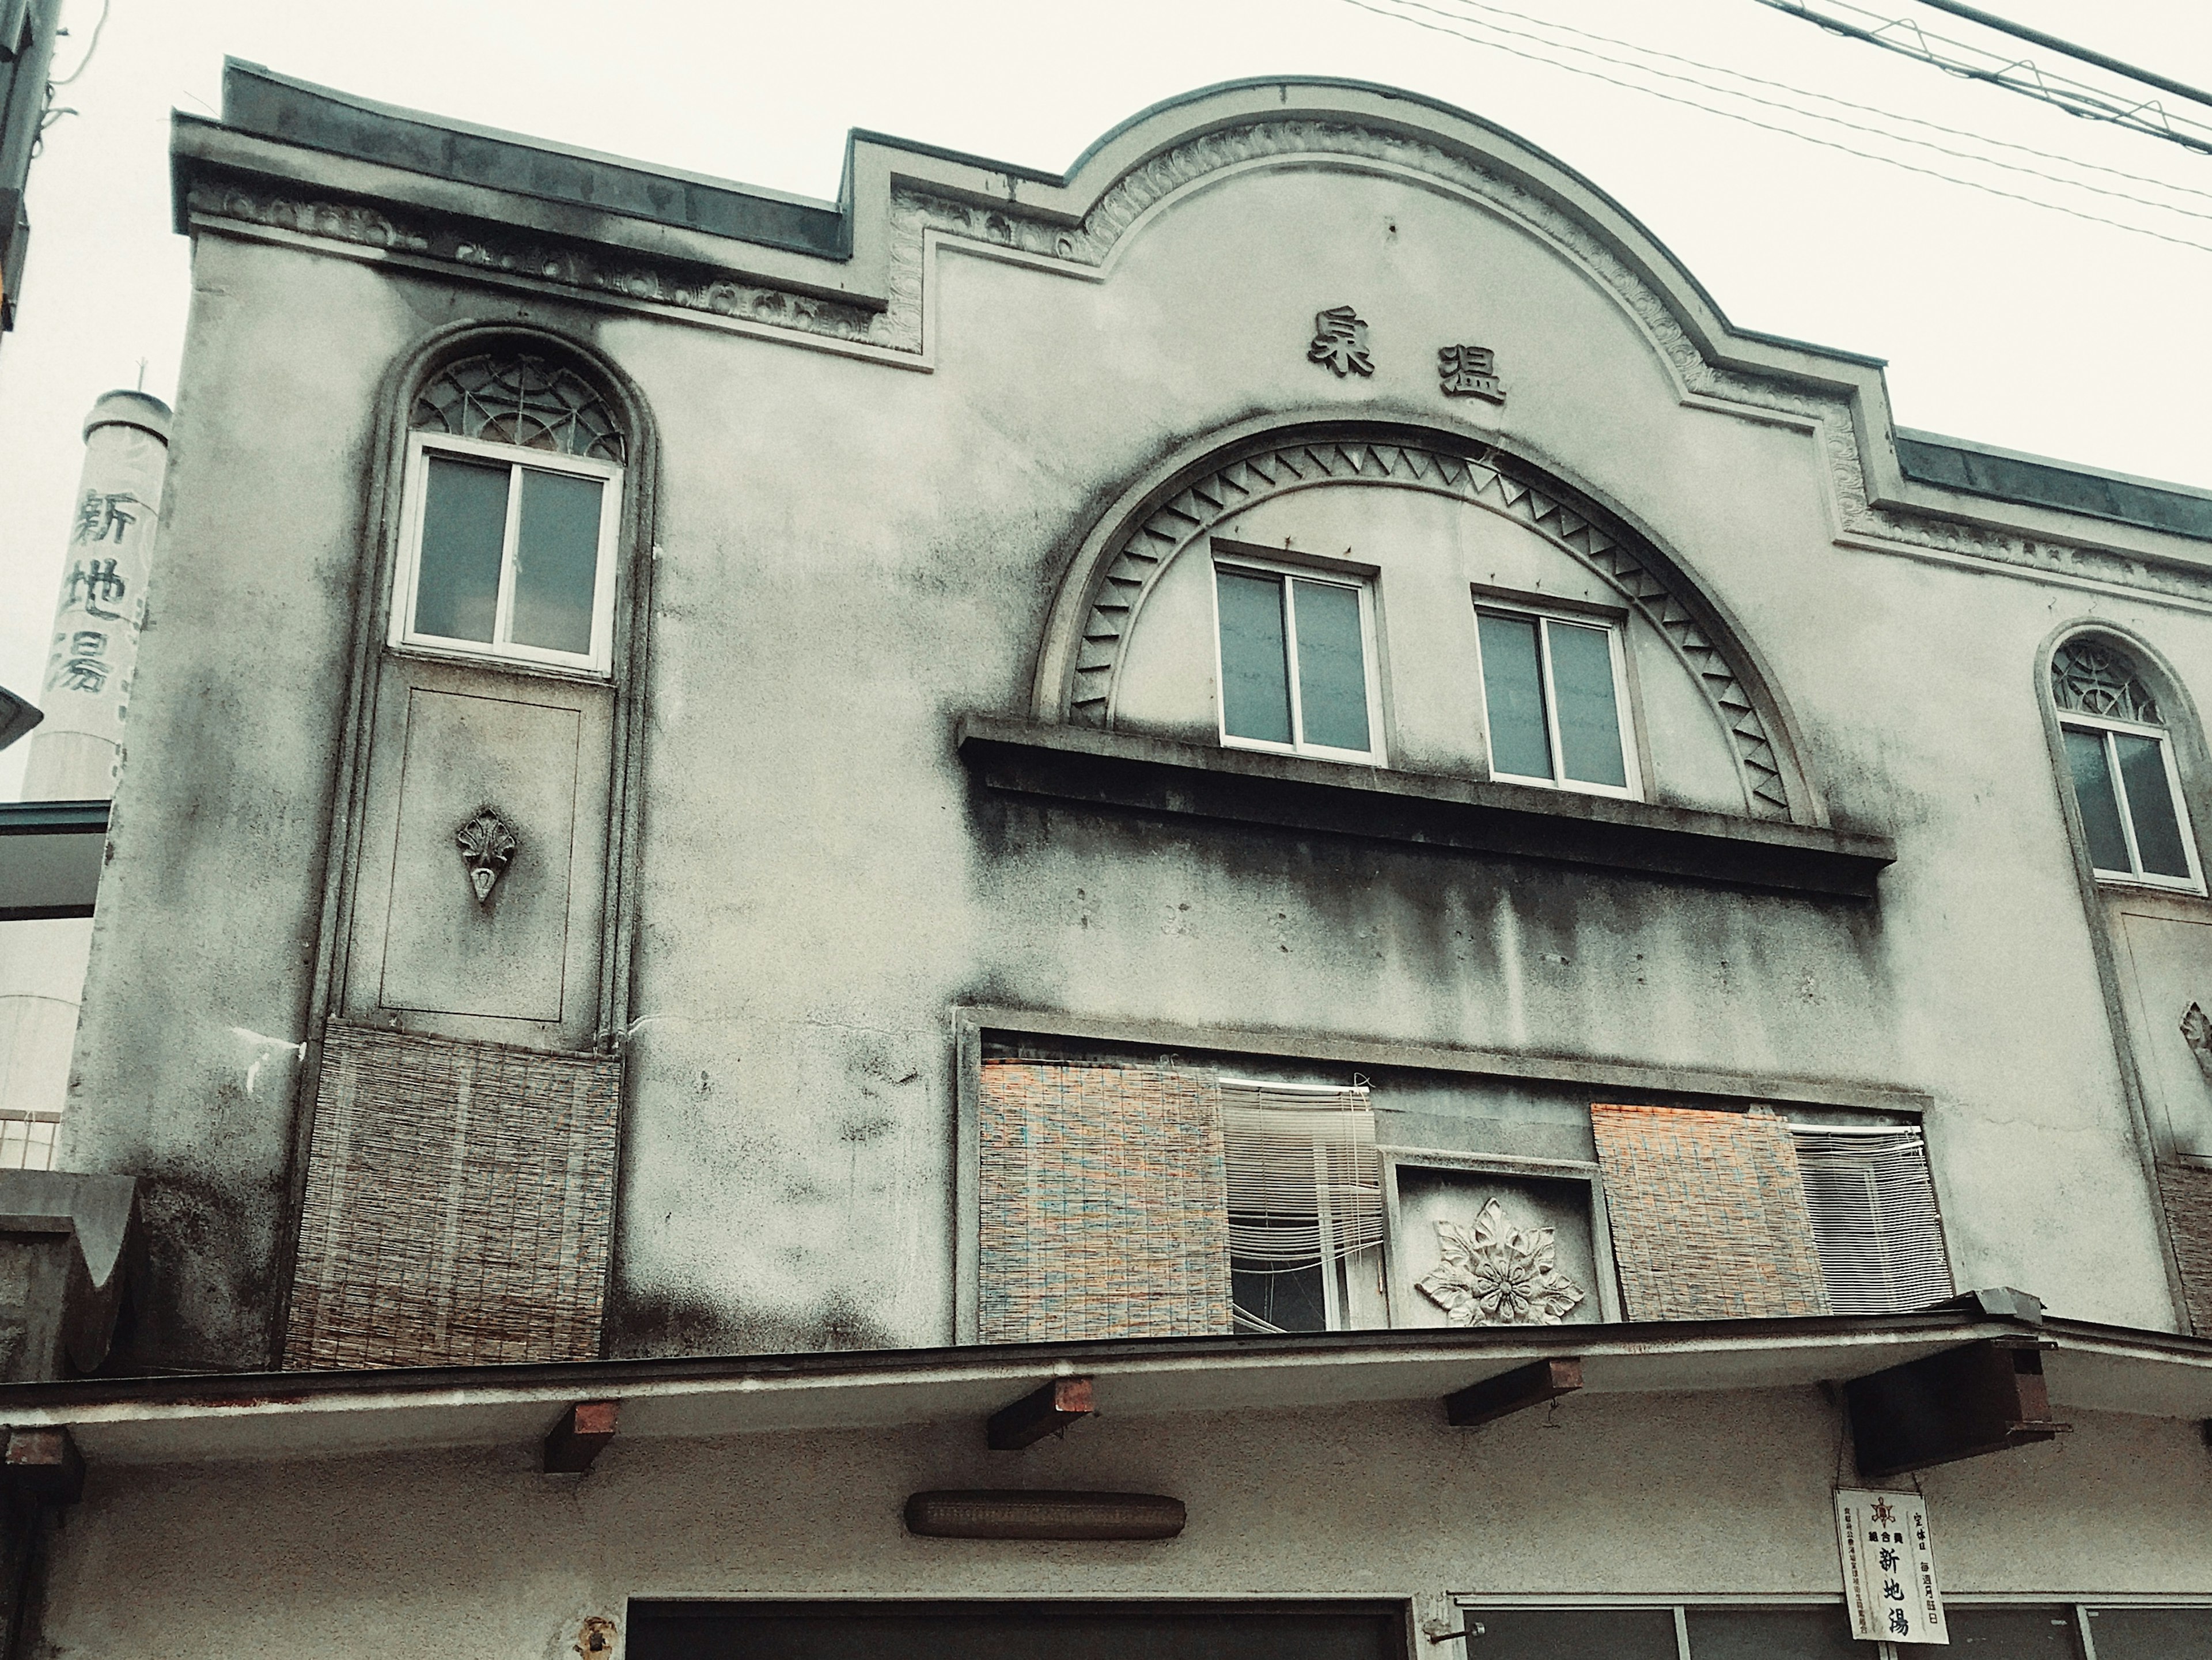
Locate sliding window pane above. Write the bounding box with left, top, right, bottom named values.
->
left=1464, top=1608, right=1678, bottom=1660
left=414, top=456, right=509, bottom=643
left=2064, top=727, right=2133, bottom=873
left=1218, top=569, right=1294, bottom=744
left=1292, top=579, right=1370, bottom=753
left=2085, top=1606, right=2212, bottom=1659
left=1231, top=1255, right=1328, bottom=1334
left=1479, top=611, right=1551, bottom=780
left=2116, top=734, right=2192, bottom=878
left=511, top=468, right=604, bottom=655
left=1685, top=1606, right=1861, bottom=1659
left=1549, top=620, right=1627, bottom=788
left=1900, top=1606, right=2081, bottom=1657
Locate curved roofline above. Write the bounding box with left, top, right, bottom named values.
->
left=172, top=62, right=2212, bottom=547
left=1051, top=74, right=1883, bottom=370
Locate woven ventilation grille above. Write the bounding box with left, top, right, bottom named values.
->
left=978, top=1060, right=1232, bottom=1342
left=1221, top=1080, right=1383, bottom=1263
left=2161, top=1163, right=2212, bottom=1336
left=1792, top=1128, right=1955, bottom=1315
left=1591, top=1103, right=1831, bottom=1320
left=285, top=1021, right=622, bottom=1370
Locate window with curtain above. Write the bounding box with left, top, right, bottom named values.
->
left=974, top=1059, right=1388, bottom=1343
left=1221, top=1079, right=1388, bottom=1334
left=393, top=353, right=627, bottom=675
left=1474, top=603, right=1638, bottom=797
left=2051, top=637, right=2200, bottom=890
left=1213, top=559, right=1381, bottom=761
left=1792, top=1126, right=1953, bottom=1315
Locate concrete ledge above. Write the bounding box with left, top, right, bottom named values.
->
left=958, top=718, right=1894, bottom=899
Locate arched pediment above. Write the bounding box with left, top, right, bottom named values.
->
left=1034, top=422, right=1820, bottom=825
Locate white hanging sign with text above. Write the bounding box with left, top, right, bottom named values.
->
left=1835, top=1488, right=1946, bottom=1644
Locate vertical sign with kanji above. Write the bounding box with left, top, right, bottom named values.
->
left=1835, top=1489, right=1946, bottom=1644
left=24, top=396, right=170, bottom=800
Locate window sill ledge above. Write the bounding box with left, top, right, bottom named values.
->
left=958, top=717, right=1895, bottom=899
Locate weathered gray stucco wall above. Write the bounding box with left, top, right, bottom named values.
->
left=33, top=1399, right=2212, bottom=1657
left=66, top=89, right=2212, bottom=1368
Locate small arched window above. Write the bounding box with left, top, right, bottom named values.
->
left=2052, top=637, right=2200, bottom=888
left=391, top=352, right=626, bottom=674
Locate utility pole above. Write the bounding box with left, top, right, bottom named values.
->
left=0, top=0, right=62, bottom=346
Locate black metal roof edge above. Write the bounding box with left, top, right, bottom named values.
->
left=197, top=63, right=1894, bottom=385
left=214, top=59, right=851, bottom=260
left=0, top=1306, right=2031, bottom=1411
left=0, top=800, right=107, bottom=835
left=1896, top=430, right=2212, bottom=542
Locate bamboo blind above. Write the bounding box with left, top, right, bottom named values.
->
left=1592, top=1103, right=1831, bottom=1321
left=284, top=1020, right=622, bottom=1370
left=978, top=1060, right=1233, bottom=1342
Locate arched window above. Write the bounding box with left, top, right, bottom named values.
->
left=391, top=351, right=627, bottom=673
left=2052, top=637, right=2200, bottom=888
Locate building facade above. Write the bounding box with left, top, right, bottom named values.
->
left=9, top=59, right=2212, bottom=1659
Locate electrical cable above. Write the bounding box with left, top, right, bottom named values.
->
left=1754, top=0, right=2212, bottom=158
left=50, top=0, right=111, bottom=89
left=1908, top=0, right=2212, bottom=114
left=1336, top=0, right=2212, bottom=255
left=1416, top=0, right=2212, bottom=209
left=1369, top=0, right=2212, bottom=226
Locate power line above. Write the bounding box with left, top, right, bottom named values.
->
left=1418, top=0, right=2212, bottom=208
left=1909, top=0, right=2212, bottom=114
left=1753, top=0, right=2212, bottom=158
left=50, top=0, right=111, bottom=89
left=1336, top=0, right=2212, bottom=255
left=1389, top=0, right=2212, bottom=221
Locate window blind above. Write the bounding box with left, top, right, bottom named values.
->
left=1219, top=1079, right=1384, bottom=1265
left=977, top=1060, right=1233, bottom=1343
left=1590, top=1103, right=1831, bottom=1321
left=1792, top=1126, right=1954, bottom=1315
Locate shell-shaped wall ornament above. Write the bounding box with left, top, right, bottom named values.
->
left=454, top=806, right=519, bottom=906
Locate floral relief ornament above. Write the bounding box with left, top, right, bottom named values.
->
left=1416, top=1198, right=1586, bottom=1327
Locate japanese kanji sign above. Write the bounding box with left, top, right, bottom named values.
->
left=1437, top=343, right=1506, bottom=403
left=1308, top=305, right=1374, bottom=377
left=1835, top=1488, right=1946, bottom=1644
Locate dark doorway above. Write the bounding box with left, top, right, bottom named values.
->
left=627, top=1600, right=1407, bottom=1660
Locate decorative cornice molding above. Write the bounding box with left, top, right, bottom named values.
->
left=1063, top=433, right=1798, bottom=822
left=184, top=112, right=2212, bottom=606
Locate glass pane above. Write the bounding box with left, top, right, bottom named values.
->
left=1549, top=620, right=1628, bottom=788
left=2064, top=727, right=2134, bottom=873
left=2116, top=734, right=2192, bottom=878
left=1232, top=1257, right=1328, bottom=1334
left=1479, top=611, right=1552, bottom=780
left=1217, top=568, right=1293, bottom=744
left=630, top=1602, right=1405, bottom=1660
left=1291, top=579, right=1370, bottom=752
left=1464, top=1608, right=1679, bottom=1660
left=1685, top=1606, right=1861, bottom=1659
left=510, top=468, right=605, bottom=655
left=2086, top=1606, right=2212, bottom=1659
left=1900, top=1606, right=2081, bottom=1657
left=412, top=456, right=509, bottom=643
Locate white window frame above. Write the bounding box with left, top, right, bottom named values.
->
left=391, top=430, right=623, bottom=676
left=2061, top=708, right=2204, bottom=893
left=1210, top=556, right=1386, bottom=765
left=1472, top=601, right=1642, bottom=800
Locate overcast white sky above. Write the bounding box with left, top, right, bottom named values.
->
left=3, top=0, right=2210, bottom=798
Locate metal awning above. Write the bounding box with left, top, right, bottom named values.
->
left=0, top=799, right=107, bottom=921
left=1, top=1299, right=2205, bottom=1467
